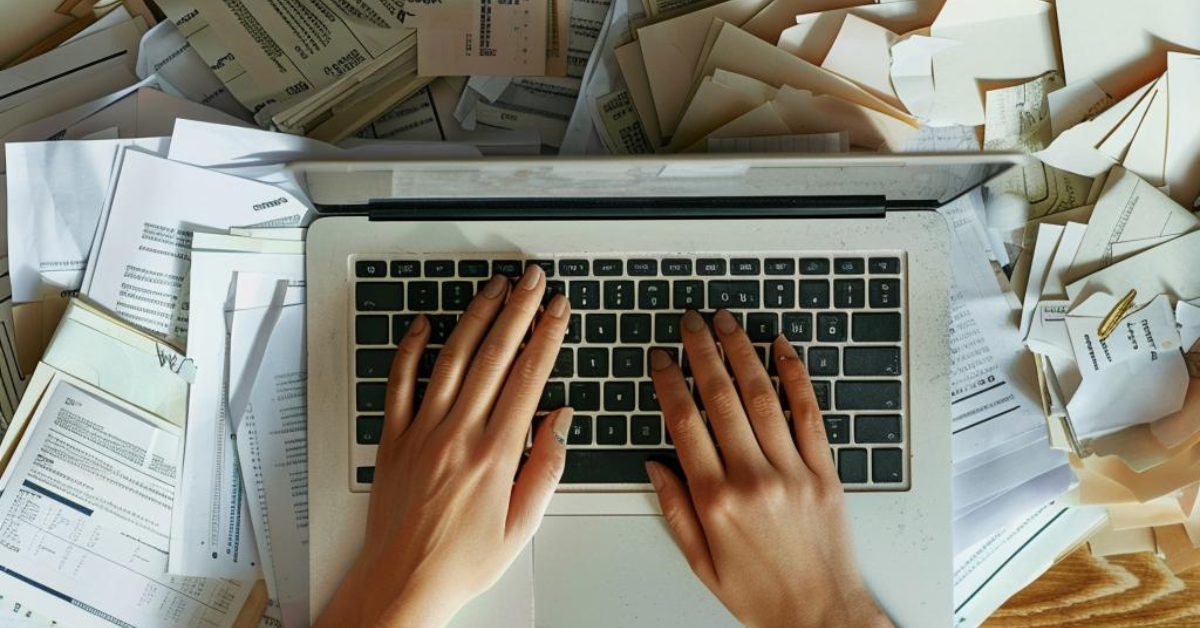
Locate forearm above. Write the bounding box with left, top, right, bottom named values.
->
left=314, top=564, right=459, bottom=628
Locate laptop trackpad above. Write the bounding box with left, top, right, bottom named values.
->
left=450, top=544, right=534, bottom=628
left=533, top=516, right=739, bottom=628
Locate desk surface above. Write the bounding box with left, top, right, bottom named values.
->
left=987, top=549, right=1200, bottom=627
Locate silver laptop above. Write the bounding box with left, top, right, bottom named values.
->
left=300, top=154, right=1017, bottom=628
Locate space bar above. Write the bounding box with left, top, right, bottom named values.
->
left=562, top=449, right=680, bottom=484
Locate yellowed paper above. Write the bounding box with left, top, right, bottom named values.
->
left=635, top=0, right=772, bottom=136
left=1155, top=524, right=1200, bottom=573
left=770, top=85, right=917, bottom=151
left=666, top=71, right=778, bottom=151
left=1164, top=52, right=1200, bottom=211
left=684, top=101, right=790, bottom=151
left=1088, top=523, right=1157, bottom=557
left=925, top=0, right=1059, bottom=127
left=412, top=0, right=548, bottom=76
left=614, top=40, right=664, bottom=146
left=594, top=89, right=655, bottom=154
left=763, top=0, right=932, bottom=62
left=818, top=14, right=901, bottom=109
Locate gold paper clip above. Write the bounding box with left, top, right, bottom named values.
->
left=1097, top=289, right=1137, bottom=340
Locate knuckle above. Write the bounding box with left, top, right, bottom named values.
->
left=704, top=391, right=742, bottom=417
left=704, top=486, right=740, bottom=520
left=746, top=387, right=781, bottom=418
left=474, top=339, right=511, bottom=371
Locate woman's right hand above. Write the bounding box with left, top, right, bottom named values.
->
left=646, top=310, right=895, bottom=628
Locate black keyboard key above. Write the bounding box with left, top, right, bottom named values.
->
left=407, top=282, right=439, bottom=311
left=856, top=415, right=903, bottom=444
left=663, top=259, right=693, bottom=276
left=799, top=280, right=829, bottom=309
left=597, top=415, right=628, bottom=445
left=356, top=261, right=386, bottom=278
left=844, top=347, right=901, bottom=376
left=604, top=280, right=635, bottom=309
left=357, top=466, right=376, bottom=484
left=570, top=281, right=601, bottom=310
left=528, top=260, right=555, bottom=277
left=586, top=314, right=617, bottom=343
left=544, top=280, right=567, bottom=306
left=746, top=313, right=778, bottom=343
left=800, top=258, right=829, bottom=275
left=356, top=382, right=386, bottom=412
left=539, top=382, right=566, bottom=411
left=442, top=282, right=474, bottom=311
left=628, top=260, right=658, bottom=276
left=763, top=280, right=795, bottom=308
left=428, top=315, right=456, bottom=344
left=823, top=415, right=850, bottom=444
left=838, top=449, right=868, bottom=483
left=869, top=257, right=901, bottom=274
left=816, top=313, right=848, bottom=342
left=391, top=260, right=420, bottom=277
left=561, top=449, right=679, bottom=483
left=418, top=349, right=438, bottom=378
left=834, top=279, right=865, bottom=309
left=493, top=260, right=523, bottom=277
left=356, top=283, right=403, bottom=311
left=424, top=260, right=454, bottom=277
left=872, top=449, right=904, bottom=483
left=812, top=381, right=831, bottom=411
left=836, top=381, right=901, bottom=411
left=731, top=259, right=760, bottom=275
left=708, top=281, right=760, bottom=309
left=765, top=258, right=795, bottom=275
left=415, top=381, right=428, bottom=407
left=639, top=281, right=670, bottom=309
left=552, top=348, right=574, bottom=377
left=357, top=416, right=384, bottom=444
left=578, top=348, right=609, bottom=377
left=613, top=348, right=645, bottom=377
left=655, top=314, right=682, bottom=343
left=559, top=259, right=590, bottom=276
left=869, top=279, right=902, bottom=308
left=853, top=313, right=902, bottom=342
left=697, top=258, right=727, bottom=275
left=631, top=415, right=663, bottom=445
left=565, top=314, right=582, bottom=344
left=639, top=381, right=660, bottom=410
left=807, top=347, right=839, bottom=376
left=356, top=315, right=390, bottom=345
left=458, top=260, right=489, bottom=277
left=782, top=313, right=813, bottom=342
left=356, top=349, right=394, bottom=378
left=393, top=315, right=417, bottom=340
left=569, top=415, right=593, bottom=445
left=673, top=281, right=704, bottom=309
left=569, top=382, right=602, bottom=411
left=834, top=258, right=865, bottom=275
left=605, top=382, right=636, bottom=411
left=594, top=259, right=623, bottom=276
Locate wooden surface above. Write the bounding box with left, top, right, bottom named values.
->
left=987, top=549, right=1200, bottom=627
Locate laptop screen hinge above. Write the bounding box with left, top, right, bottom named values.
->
left=362, top=196, right=888, bottom=221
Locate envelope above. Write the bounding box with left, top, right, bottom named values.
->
left=818, top=14, right=902, bottom=110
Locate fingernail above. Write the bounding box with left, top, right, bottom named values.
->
left=408, top=314, right=428, bottom=335
left=483, top=274, right=507, bottom=298
left=650, top=349, right=673, bottom=371
left=774, top=335, right=795, bottom=360
left=520, top=264, right=543, bottom=290
left=546, top=293, right=569, bottom=319
left=644, top=462, right=664, bottom=491
left=552, top=407, right=574, bottom=446
left=714, top=310, right=738, bottom=334
left=682, top=310, right=705, bottom=332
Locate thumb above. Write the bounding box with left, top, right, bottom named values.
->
left=645, top=461, right=718, bottom=589
left=506, top=407, right=572, bottom=544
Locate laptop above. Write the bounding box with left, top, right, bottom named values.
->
left=300, top=154, right=1017, bottom=628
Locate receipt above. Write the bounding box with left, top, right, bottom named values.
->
left=411, top=0, right=549, bottom=76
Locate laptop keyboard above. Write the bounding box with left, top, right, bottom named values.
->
left=350, top=253, right=908, bottom=492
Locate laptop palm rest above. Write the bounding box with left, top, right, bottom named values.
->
left=532, top=516, right=739, bottom=628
